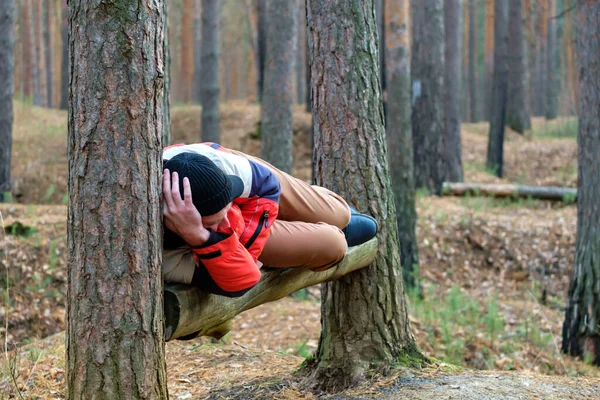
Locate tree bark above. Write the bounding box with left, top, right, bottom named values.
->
left=444, top=0, right=464, bottom=183
left=506, top=0, right=531, bottom=133
left=59, top=0, right=67, bottom=110
left=256, top=0, right=266, bottom=102
left=411, top=0, right=446, bottom=194
left=545, top=0, right=559, bottom=120
left=260, top=0, right=296, bottom=173
left=165, top=238, right=378, bottom=341
left=468, top=0, right=478, bottom=122
left=385, top=0, right=420, bottom=289
left=295, top=0, right=305, bottom=105
left=200, top=0, right=220, bottom=142
left=180, top=0, right=194, bottom=103
left=562, top=0, right=600, bottom=367
left=0, top=0, right=15, bottom=202
left=486, top=0, right=509, bottom=178
left=307, top=0, right=423, bottom=391
left=67, top=2, right=168, bottom=398
left=44, top=0, right=53, bottom=107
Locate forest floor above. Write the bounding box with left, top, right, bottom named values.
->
left=1, top=101, right=597, bottom=399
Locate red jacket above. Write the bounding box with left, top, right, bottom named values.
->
left=163, top=143, right=280, bottom=293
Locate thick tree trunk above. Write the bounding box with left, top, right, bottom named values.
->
left=256, top=0, right=266, bottom=102
left=506, top=0, right=531, bottom=133
left=562, top=0, right=600, bottom=366
left=444, top=0, right=464, bottom=183
left=200, top=0, right=220, bottom=142
left=66, top=2, right=168, bottom=398
left=486, top=0, right=509, bottom=178
left=59, top=0, right=67, bottom=110
left=180, top=0, right=194, bottom=103
left=295, top=0, right=305, bottom=105
left=545, top=0, right=559, bottom=120
left=411, top=0, right=446, bottom=194
left=193, top=0, right=202, bottom=104
left=44, top=0, right=53, bottom=107
left=468, top=0, right=478, bottom=122
left=385, top=0, right=420, bottom=289
left=260, top=0, right=296, bottom=173
left=307, top=0, right=423, bottom=391
left=0, top=0, right=15, bottom=202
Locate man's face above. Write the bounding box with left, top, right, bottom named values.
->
left=201, top=202, right=232, bottom=232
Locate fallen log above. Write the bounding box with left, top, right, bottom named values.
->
left=442, top=182, right=577, bottom=202
left=163, top=237, right=378, bottom=341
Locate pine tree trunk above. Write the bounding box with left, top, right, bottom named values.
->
left=385, top=0, right=420, bottom=289
left=32, top=0, right=46, bottom=106
left=256, top=0, right=266, bottom=102
left=307, top=0, right=422, bottom=391
left=66, top=2, right=168, bottom=398
left=545, top=0, right=559, bottom=120
left=23, top=0, right=35, bottom=101
left=260, top=0, right=296, bottom=173
left=506, top=0, right=531, bottom=133
left=524, top=0, right=535, bottom=115
left=462, top=0, right=469, bottom=121
left=163, top=0, right=171, bottom=146
left=444, top=0, right=464, bottom=183
left=200, top=0, right=220, bottom=142
left=411, top=0, right=445, bottom=194
left=59, top=0, right=67, bottom=110
left=468, top=0, right=478, bottom=122
left=180, top=0, right=194, bottom=104
left=483, top=0, right=494, bottom=121
left=193, top=0, right=202, bottom=104
left=295, top=0, right=305, bottom=105
left=561, top=0, right=600, bottom=367
left=0, top=0, right=15, bottom=202
left=12, top=0, right=22, bottom=99
left=534, top=0, right=548, bottom=116
left=375, top=0, right=385, bottom=93
left=44, top=0, right=53, bottom=107
left=486, top=0, right=509, bottom=178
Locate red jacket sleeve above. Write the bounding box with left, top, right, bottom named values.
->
left=191, top=228, right=261, bottom=292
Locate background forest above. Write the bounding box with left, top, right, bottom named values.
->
left=0, top=0, right=599, bottom=398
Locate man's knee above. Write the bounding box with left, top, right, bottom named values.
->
left=310, top=226, right=347, bottom=272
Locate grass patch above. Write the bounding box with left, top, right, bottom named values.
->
left=532, top=118, right=578, bottom=139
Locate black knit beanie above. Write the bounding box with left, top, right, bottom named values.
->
left=163, top=152, right=244, bottom=216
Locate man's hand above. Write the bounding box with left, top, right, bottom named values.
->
left=163, top=169, right=210, bottom=247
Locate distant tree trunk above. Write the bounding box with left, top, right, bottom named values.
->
left=261, top=0, right=296, bottom=173
left=32, top=0, right=46, bottom=106
left=468, top=0, right=478, bottom=122
left=385, top=0, right=420, bottom=289
left=524, top=0, right=535, bottom=115
left=296, top=0, right=305, bottom=105
left=506, top=0, right=531, bottom=133
left=22, top=0, right=35, bottom=102
left=67, top=1, right=168, bottom=397
left=305, top=45, right=311, bottom=112
left=545, top=0, right=559, bottom=120
left=483, top=0, right=494, bottom=121
left=180, top=0, right=194, bottom=103
left=562, top=0, right=600, bottom=367
left=169, top=1, right=181, bottom=103
left=411, top=0, right=445, bottom=194
left=12, top=0, right=22, bottom=99
left=308, top=0, right=423, bottom=391
left=200, top=0, right=220, bottom=142
left=59, top=0, right=67, bottom=110
left=563, top=0, right=578, bottom=115
left=444, top=0, right=464, bottom=183
left=375, top=0, right=385, bottom=93
left=462, top=0, right=469, bottom=121
left=193, top=0, right=202, bottom=103
left=533, top=0, right=548, bottom=116
left=486, top=0, right=509, bottom=178
left=0, top=0, right=15, bottom=201
left=44, top=0, right=53, bottom=107
left=256, top=0, right=266, bottom=102
left=163, top=0, right=171, bottom=146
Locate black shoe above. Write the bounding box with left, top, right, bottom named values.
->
left=342, top=207, right=378, bottom=247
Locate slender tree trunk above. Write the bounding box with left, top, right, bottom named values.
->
left=0, top=0, right=15, bottom=202
left=444, top=0, right=464, bottom=182
left=483, top=0, right=494, bottom=121
left=307, top=0, right=422, bottom=391
left=180, top=0, right=194, bottom=103
left=22, top=0, right=35, bottom=101
left=164, top=0, right=171, bottom=146
left=32, top=0, right=46, bottom=106
left=59, top=0, right=67, bottom=110
left=256, top=0, right=266, bottom=102
left=261, top=0, right=296, bottom=173
left=506, top=0, right=531, bottom=133
left=462, top=0, right=469, bottom=121
left=169, top=0, right=181, bottom=103
left=375, top=0, right=385, bottom=93
left=194, top=0, right=202, bottom=103
left=385, top=0, right=420, bottom=289
left=305, top=43, right=311, bottom=112
left=67, top=2, right=168, bottom=397
left=296, top=0, right=305, bottom=105
left=524, top=0, right=535, bottom=116
left=545, top=0, right=559, bottom=120
left=563, top=0, right=578, bottom=115
left=411, top=0, right=445, bottom=194
left=468, top=0, right=478, bottom=122
left=534, top=0, right=548, bottom=116
left=562, top=0, right=600, bottom=366
left=12, top=0, right=22, bottom=100
left=44, top=0, right=53, bottom=107
left=200, top=0, right=220, bottom=142
left=486, top=0, right=509, bottom=178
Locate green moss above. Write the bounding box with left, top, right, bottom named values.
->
left=392, top=346, right=431, bottom=369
